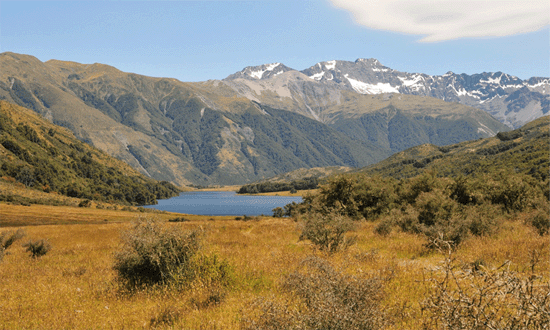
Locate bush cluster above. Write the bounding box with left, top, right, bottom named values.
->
left=242, top=256, right=386, bottom=330
left=23, top=239, right=52, bottom=258
left=113, top=219, right=235, bottom=295
left=238, top=177, right=319, bottom=194
left=113, top=220, right=203, bottom=287
left=298, top=210, right=356, bottom=253
left=295, top=170, right=547, bottom=248
left=422, top=241, right=550, bottom=329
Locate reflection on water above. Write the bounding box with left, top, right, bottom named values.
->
left=144, top=191, right=302, bottom=216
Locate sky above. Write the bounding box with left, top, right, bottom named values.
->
left=0, top=0, right=548, bottom=82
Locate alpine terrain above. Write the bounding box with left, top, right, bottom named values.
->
left=0, top=52, right=513, bottom=185
left=224, top=59, right=548, bottom=129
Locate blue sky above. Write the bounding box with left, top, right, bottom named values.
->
left=1, top=1, right=548, bottom=82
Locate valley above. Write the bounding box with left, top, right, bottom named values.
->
left=1, top=2, right=548, bottom=328
left=0, top=52, right=518, bottom=186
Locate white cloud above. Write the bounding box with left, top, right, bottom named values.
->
left=330, top=0, right=550, bottom=42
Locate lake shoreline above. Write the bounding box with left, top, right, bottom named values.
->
left=145, top=191, right=302, bottom=216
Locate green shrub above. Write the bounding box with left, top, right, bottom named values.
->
left=374, top=218, right=393, bottom=236
left=485, top=173, right=540, bottom=212
left=78, top=199, right=92, bottom=208
left=353, top=176, right=397, bottom=220
left=175, top=253, right=235, bottom=288
left=23, top=239, right=52, bottom=258
left=396, top=191, right=470, bottom=248
left=527, top=209, right=550, bottom=236
left=113, top=220, right=202, bottom=287
left=298, top=211, right=356, bottom=253
left=242, top=256, right=386, bottom=330
left=272, top=207, right=284, bottom=218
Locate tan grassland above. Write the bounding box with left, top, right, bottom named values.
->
left=0, top=202, right=547, bottom=329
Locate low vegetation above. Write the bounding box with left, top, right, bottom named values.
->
left=0, top=204, right=547, bottom=329
left=0, top=228, right=25, bottom=261
left=22, top=239, right=52, bottom=258
left=238, top=177, right=319, bottom=194
left=0, top=116, right=547, bottom=328
left=242, top=256, right=387, bottom=330
left=294, top=170, right=548, bottom=249
left=113, top=220, right=203, bottom=287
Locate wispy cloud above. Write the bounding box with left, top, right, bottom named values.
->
left=330, top=0, right=550, bottom=42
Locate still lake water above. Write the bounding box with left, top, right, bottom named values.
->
left=144, top=191, right=302, bottom=216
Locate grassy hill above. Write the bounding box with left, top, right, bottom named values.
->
left=0, top=100, right=180, bottom=205
left=359, top=115, right=549, bottom=182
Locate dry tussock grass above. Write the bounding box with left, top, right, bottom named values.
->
left=0, top=206, right=547, bottom=329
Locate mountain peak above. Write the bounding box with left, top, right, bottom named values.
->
left=225, top=62, right=294, bottom=80
left=355, top=58, right=381, bottom=65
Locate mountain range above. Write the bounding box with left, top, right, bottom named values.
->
left=0, top=52, right=529, bottom=186
left=224, top=58, right=549, bottom=129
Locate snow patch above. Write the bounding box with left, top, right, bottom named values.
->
left=266, top=63, right=280, bottom=71
left=345, top=74, right=399, bottom=94
left=372, top=68, right=389, bottom=72
left=200, top=108, right=205, bottom=118
left=309, top=72, right=325, bottom=81
left=398, top=75, right=424, bottom=91
left=527, top=81, right=549, bottom=88
left=249, top=63, right=280, bottom=79
left=480, top=76, right=502, bottom=84
left=325, top=60, right=336, bottom=70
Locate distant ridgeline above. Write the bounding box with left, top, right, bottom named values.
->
left=237, top=177, right=319, bottom=194
left=0, top=101, right=180, bottom=205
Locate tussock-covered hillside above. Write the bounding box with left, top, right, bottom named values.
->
left=0, top=100, right=180, bottom=205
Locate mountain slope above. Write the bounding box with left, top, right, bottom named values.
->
left=0, top=100, right=180, bottom=205
left=0, top=52, right=387, bottom=185
left=358, top=116, right=549, bottom=181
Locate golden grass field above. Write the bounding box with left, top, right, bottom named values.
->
left=0, top=200, right=548, bottom=329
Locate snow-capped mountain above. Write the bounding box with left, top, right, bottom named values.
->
left=225, top=62, right=295, bottom=80
left=224, top=58, right=549, bottom=128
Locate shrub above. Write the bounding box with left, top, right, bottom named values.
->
left=78, top=199, right=92, bottom=208
left=422, top=241, right=550, bottom=329
left=272, top=207, right=284, bottom=218
left=484, top=173, right=540, bottom=212
left=23, top=239, right=52, bottom=258
left=242, top=256, right=386, bottom=330
left=113, top=220, right=202, bottom=287
left=176, top=253, right=235, bottom=288
left=298, top=211, right=356, bottom=253
left=396, top=190, right=471, bottom=248
left=527, top=209, right=550, bottom=236
left=0, top=229, right=26, bottom=262
left=0, top=228, right=26, bottom=250
left=149, top=305, right=183, bottom=328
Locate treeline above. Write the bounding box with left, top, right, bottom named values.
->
left=237, top=177, right=319, bottom=194
left=0, top=104, right=180, bottom=205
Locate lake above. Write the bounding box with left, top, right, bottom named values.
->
left=144, top=191, right=302, bottom=216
